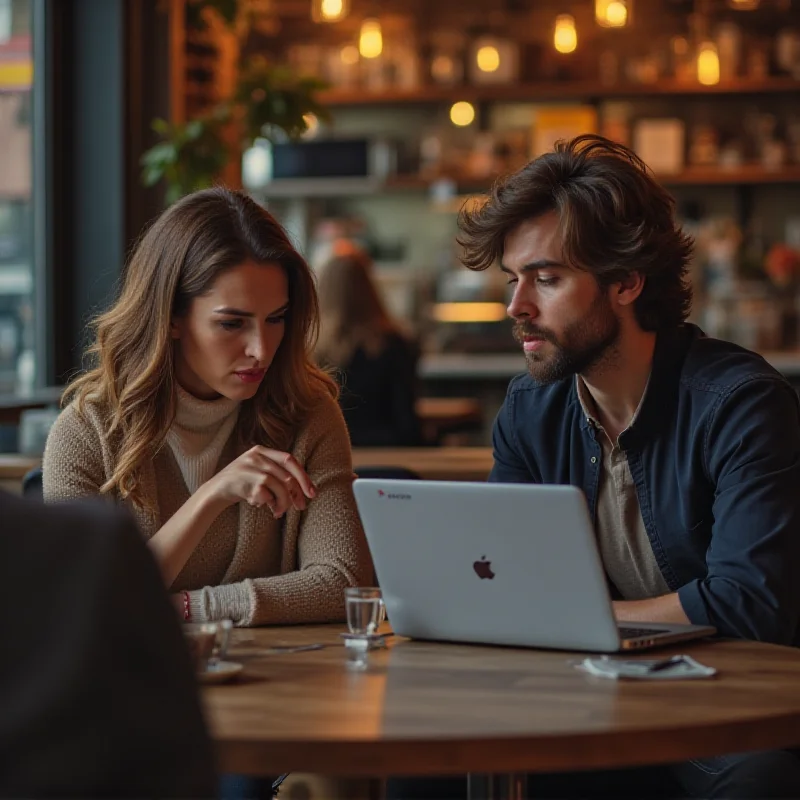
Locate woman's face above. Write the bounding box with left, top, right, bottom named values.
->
left=171, top=260, right=289, bottom=401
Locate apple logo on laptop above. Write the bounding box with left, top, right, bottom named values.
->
left=473, top=556, right=495, bottom=580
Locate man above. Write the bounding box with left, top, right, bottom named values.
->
left=463, top=134, right=800, bottom=646
left=390, top=135, right=800, bottom=799
left=0, top=490, right=217, bottom=797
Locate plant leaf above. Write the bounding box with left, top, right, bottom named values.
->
left=151, top=117, right=171, bottom=135
left=140, top=141, right=178, bottom=166
left=185, top=119, right=204, bottom=140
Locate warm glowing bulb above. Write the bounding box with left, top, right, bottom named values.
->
left=359, top=18, right=383, bottom=59
left=450, top=101, right=475, bottom=127
left=321, top=0, right=343, bottom=19
left=340, top=44, right=359, bottom=65
left=697, top=41, right=720, bottom=85
left=605, top=1, right=627, bottom=26
left=596, top=0, right=629, bottom=27
left=476, top=45, right=500, bottom=72
left=728, top=0, right=759, bottom=8
left=311, top=0, right=349, bottom=22
left=554, top=15, right=577, bottom=54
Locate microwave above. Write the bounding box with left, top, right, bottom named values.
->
left=243, top=137, right=397, bottom=189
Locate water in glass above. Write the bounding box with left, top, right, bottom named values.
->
left=345, top=588, right=383, bottom=635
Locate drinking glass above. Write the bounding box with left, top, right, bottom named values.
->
left=344, top=587, right=385, bottom=636
left=183, top=619, right=233, bottom=671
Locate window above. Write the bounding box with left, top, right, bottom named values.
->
left=0, top=0, right=33, bottom=394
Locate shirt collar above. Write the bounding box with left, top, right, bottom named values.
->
left=575, top=368, right=653, bottom=435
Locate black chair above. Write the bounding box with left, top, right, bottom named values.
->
left=22, top=466, right=43, bottom=500
left=354, top=466, right=421, bottom=481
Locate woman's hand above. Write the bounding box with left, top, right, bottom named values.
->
left=203, top=446, right=317, bottom=518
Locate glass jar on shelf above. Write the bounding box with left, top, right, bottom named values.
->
left=428, top=30, right=466, bottom=87
left=716, top=21, right=742, bottom=80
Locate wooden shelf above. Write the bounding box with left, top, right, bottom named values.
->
left=319, top=76, right=800, bottom=107
left=659, top=166, right=800, bottom=185
left=387, top=166, right=800, bottom=191
left=250, top=165, right=800, bottom=201
left=386, top=174, right=491, bottom=190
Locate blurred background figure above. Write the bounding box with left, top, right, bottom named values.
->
left=316, top=244, right=422, bottom=448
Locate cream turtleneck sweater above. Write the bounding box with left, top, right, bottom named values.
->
left=42, top=390, right=372, bottom=627
left=165, top=385, right=239, bottom=494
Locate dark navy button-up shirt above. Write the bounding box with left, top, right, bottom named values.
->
left=490, top=323, right=800, bottom=646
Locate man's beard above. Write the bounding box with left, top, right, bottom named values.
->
left=513, top=291, right=621, bottom=385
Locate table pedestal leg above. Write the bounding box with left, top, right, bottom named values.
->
left=467, top=773, right=527, bottom=800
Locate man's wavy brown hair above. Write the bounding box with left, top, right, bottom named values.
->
left=64, top=187, right=337, bottom=508
left=458, top=134, right=694, bottom=331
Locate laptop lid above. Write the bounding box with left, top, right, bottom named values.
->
left=353, top=479, right=715, bottom=653
left=354, top=479, right=626, bottom=651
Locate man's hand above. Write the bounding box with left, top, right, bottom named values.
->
left=613, top=592, right=691, bottom=625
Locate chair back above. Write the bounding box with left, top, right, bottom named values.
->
left=22, top=466, right=43, bottom=500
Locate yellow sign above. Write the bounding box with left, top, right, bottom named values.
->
left=532, top=106, right=598, bottom=158
left=0, top=61, right=32, bottom=89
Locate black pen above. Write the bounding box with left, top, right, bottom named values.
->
left=647, top=655, right=685, bottom=673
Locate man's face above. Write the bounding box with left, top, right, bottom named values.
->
left=502, top=212, right=620, bottom=384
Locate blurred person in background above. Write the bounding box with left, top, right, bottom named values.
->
left=42, top=188, right=371, bottom=629
left=316, top=245, right=422, bottom=447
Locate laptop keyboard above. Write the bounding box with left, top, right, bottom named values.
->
left=619, top=626, right=666, bottom=639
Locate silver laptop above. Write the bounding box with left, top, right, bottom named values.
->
left=353, top=479, right=716, bottom=653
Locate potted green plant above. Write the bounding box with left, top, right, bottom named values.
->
left=140, top=110, right=231, bottom=207
left=142, top=0, right=330, bottom=204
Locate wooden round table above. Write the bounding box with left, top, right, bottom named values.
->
left=203, top=625, right=800, bottom=798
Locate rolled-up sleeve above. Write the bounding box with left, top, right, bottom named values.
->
left=677, top=377, right=800, bottom=644
left=189, top=394, right=373, bottom=626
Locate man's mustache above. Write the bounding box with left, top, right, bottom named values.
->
left=512, top=322, right=558, bottom=346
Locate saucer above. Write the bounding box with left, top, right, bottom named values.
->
left=197, top=660, right=243, bottom=685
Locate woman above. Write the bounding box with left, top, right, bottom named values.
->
left=43, top=187, right=372, bottom=627
left=316, top=246, right=422, bottom=447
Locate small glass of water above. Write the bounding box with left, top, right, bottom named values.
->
left=343, top=587, right=386, bottom=670
left=345, top=587, right=385, bottom=636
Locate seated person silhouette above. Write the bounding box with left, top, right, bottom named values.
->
left=0, top=490, right=216, bottom=798
left=316, top=245, right=422, bottom=447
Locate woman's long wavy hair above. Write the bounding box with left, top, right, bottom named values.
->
left=315, top=247, right=399, bottom=368
left=64, top=187, right=337, bottom=508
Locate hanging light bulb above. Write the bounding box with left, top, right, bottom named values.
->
left=450, top=101, right=476, bottom=127
left=596, top=0, right=630, bottom=28
left=554, top=14, right=578, bottom=54
left=476, top=45, right=501, bottom=73
left=311, top=0, right=350, bottom=23
left=727, top=0, right=759, bottom=8
left=359, top=18, right=383, bottom=59
left=697, top=41, right=720, bottom=85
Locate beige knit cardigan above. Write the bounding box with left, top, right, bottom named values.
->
left=42, top=392, right=373, bottom=627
